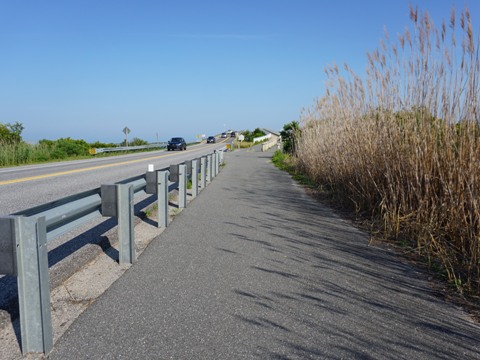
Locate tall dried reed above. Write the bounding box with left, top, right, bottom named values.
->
left=295, top=5, right=480, bottom=294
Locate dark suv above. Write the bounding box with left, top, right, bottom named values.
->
left=167, top=137, right=187, bottom=151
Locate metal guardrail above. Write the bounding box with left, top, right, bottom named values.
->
left=0, top=148, right=226, bottom=355
left=262, top=128, right=280, bottom=137
left=13, top=188, right=103, bottom=241
left=89, top=142, right=168, bottom=155
left=252, top=133, right=272, bottom=143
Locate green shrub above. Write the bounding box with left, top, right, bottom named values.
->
left=280, top=121, right=300, bottom=154
left=89, top=141, right=118, bottom=148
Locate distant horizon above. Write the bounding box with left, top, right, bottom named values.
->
left=21, top=126, right=260, bottom=145
left=20, top=125, right=240, bottom=144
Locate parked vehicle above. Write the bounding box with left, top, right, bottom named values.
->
left=167, top=137, right=187, bottom=151
left=207, top=136, right=216, bottom=143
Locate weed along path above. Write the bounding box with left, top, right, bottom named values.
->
left=43, top=146, right=480, bottom=359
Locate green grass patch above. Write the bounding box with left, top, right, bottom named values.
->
left=271, top=150, right=293, bottom=171
left=272, top=150, right=317, bottom=189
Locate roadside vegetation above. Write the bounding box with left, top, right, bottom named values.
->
left=241, top=128, right=266, bottom=142
left=278, top=5, right=480, bottom=298
left=233, top=140, right=255, bottom=149
left=231, top=128, right=268, bottom=149
left=1, top=138, right=91, bottom=166
left=0, top=122, right=162, bottom=167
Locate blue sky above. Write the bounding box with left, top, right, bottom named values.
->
left=1, top=0, right=479, bottom=143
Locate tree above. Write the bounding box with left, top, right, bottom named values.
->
left=280, top=121, right=300, bottom=154
left=252, top=128, right=266, bottom=138
left=241, top=128, right=266, bottom=142
left=0, top=121, right=23, bottom=144
left=7, top=121, right=24, bottom=136
left=241, top=130, right=252, bottom=142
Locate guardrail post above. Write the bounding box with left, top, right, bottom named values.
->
left=101, top=184, right=135, bottom=264
left=0, top=216, right=53, bottom=355
left=191, top=159, right=199, bottom=198
left=211, top=153, right=216, bottom=178
left=157, top=170, right=169, bottom=228
left=207, top=154, right=212, bottom=183
left=145, top=167, right=157, bottom=195
left=118, top=184, right=135, bottom=264
left=211, top=153, right=215, bottom=180
left=218, top=150, right=224, bottom=165
left=200, top=157, right=207, bottom=189
left=214, top=151, right=220, bottom=175
left=179, top=164, right=187, bottom=208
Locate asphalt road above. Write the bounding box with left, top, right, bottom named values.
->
left=47, top=146, right=480, bottom=359
left=0, top=140, right=229, bottom=215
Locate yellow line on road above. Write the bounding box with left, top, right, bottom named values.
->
left=0, top=152, right=179, bottom=186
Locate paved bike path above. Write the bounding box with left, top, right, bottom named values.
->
left=48, top=147, right=480, bottom=359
